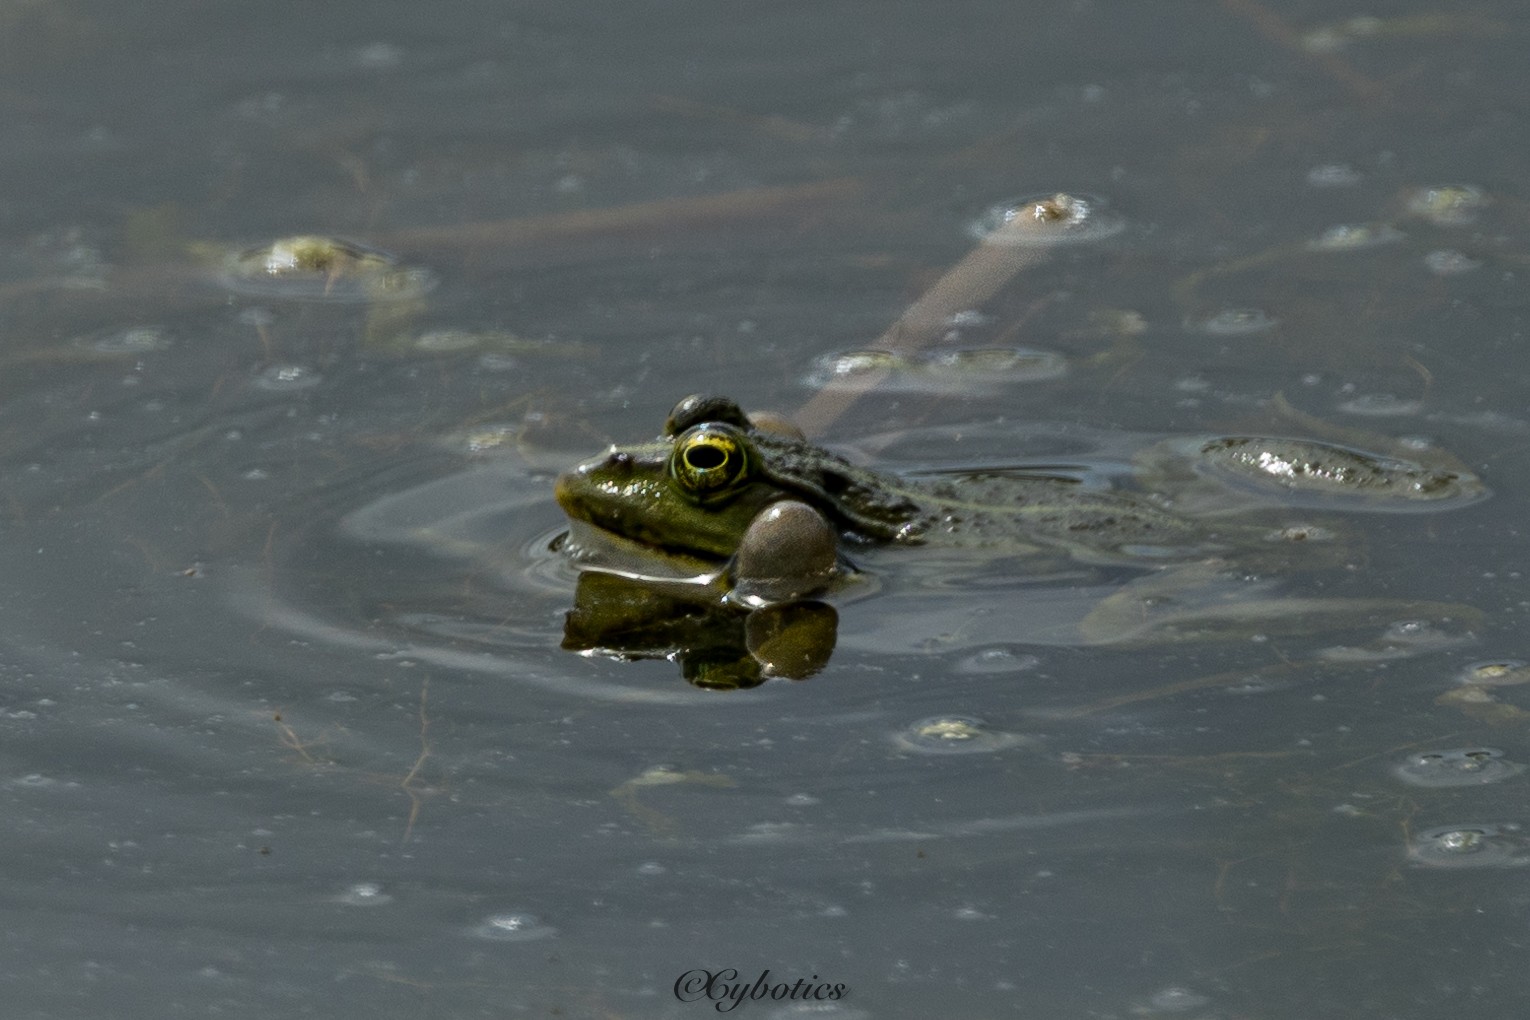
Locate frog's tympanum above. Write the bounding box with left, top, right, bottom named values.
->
left=554, top=395, right=1486, bottom=687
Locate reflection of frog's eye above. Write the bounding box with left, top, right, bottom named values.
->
left=670, top=424, right=753, bottom=502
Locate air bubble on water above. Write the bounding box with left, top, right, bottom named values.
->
left=1424, top=249, right=1481, bottom=276
left=1306, top=163, right=1362, bottom=188
left=254, top=364, right=322, bottom=391
left=471, top=912, right=557, bottom=942
left=955, top=647, right=1040, bottom=675
left=335, top=882, right=393, bottom=907
left=1191, top=308, right=1277, bottom=336
left=1144, top=985, right=1211, bottom=1011
left=1394, top=748, right=1525, bottom=788
left=477, top=353, right=517, bottom=372
left=355, top=42, right=403, bottom=70
left=893, top=715, right=1029, bottom=755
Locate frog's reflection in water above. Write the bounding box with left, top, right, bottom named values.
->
left=562, top=571, right=837, bottom=690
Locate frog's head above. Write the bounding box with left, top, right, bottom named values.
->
left=554, top=416, right=789, bottom=561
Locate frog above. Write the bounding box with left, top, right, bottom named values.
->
left=557, top=395, right=1478, bottom=602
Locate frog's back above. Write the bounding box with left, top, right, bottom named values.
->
left=912, top=472, right=1212, bottom=559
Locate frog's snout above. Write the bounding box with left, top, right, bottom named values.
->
left=554, top=447, right=630, bottom=514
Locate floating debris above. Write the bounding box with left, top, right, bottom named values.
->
left=1409, top=823, right=1530, bottom=869
left=221, top=235, right=435, bottom=302
left=968, top=192, right=1125, bottom=246
left=1459, top=661, right=1530, bottom=687
left=1405, top=184, right=1489, bottom=227
left=1197, top=436, right=1481, bottom=506
left=893, top=715, right=1030, bottom=755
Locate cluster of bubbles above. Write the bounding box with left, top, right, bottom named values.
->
left=1400, top=660, right=1530, bottom=869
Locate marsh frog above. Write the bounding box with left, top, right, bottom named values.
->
left=554, top=395, right=1483, bottom=610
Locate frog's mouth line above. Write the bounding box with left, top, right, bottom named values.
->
left=559, top=519, right=723, bottom=584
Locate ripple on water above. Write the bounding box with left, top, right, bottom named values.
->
left=1335, top=393, right=1423, bottom=417
left=1394, top=748, right=1525, bottom=788
left=893, top=715, right=1030, bottom=755
left=75, top=325, right=172, bottom=354
left=470, top=912, right=558, bottom=942
left=1409, top=823, right=1530, bottom=869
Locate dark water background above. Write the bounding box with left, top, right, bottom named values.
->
left=4, top=1, right=1530, bottom=1016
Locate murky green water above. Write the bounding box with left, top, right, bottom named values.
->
left=4, top=1, right=1530, bottom=1016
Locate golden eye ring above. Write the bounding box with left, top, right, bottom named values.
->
left=670, top=423, right=753, bottom=502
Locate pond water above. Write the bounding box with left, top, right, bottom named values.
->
left=4, top=1, right=1530, bottom=1016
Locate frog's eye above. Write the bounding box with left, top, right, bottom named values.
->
left=670, top=423, right=753, bottom=502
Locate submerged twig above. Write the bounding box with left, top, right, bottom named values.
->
left=378, top=178, right=861, bottom=254
left=793, top=194, right=1085, bottom=435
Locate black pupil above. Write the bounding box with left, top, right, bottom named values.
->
left=686, top=444, right=728, bottom=471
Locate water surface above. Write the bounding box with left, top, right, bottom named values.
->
left=3, top=1, right=1529, bottom=1016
